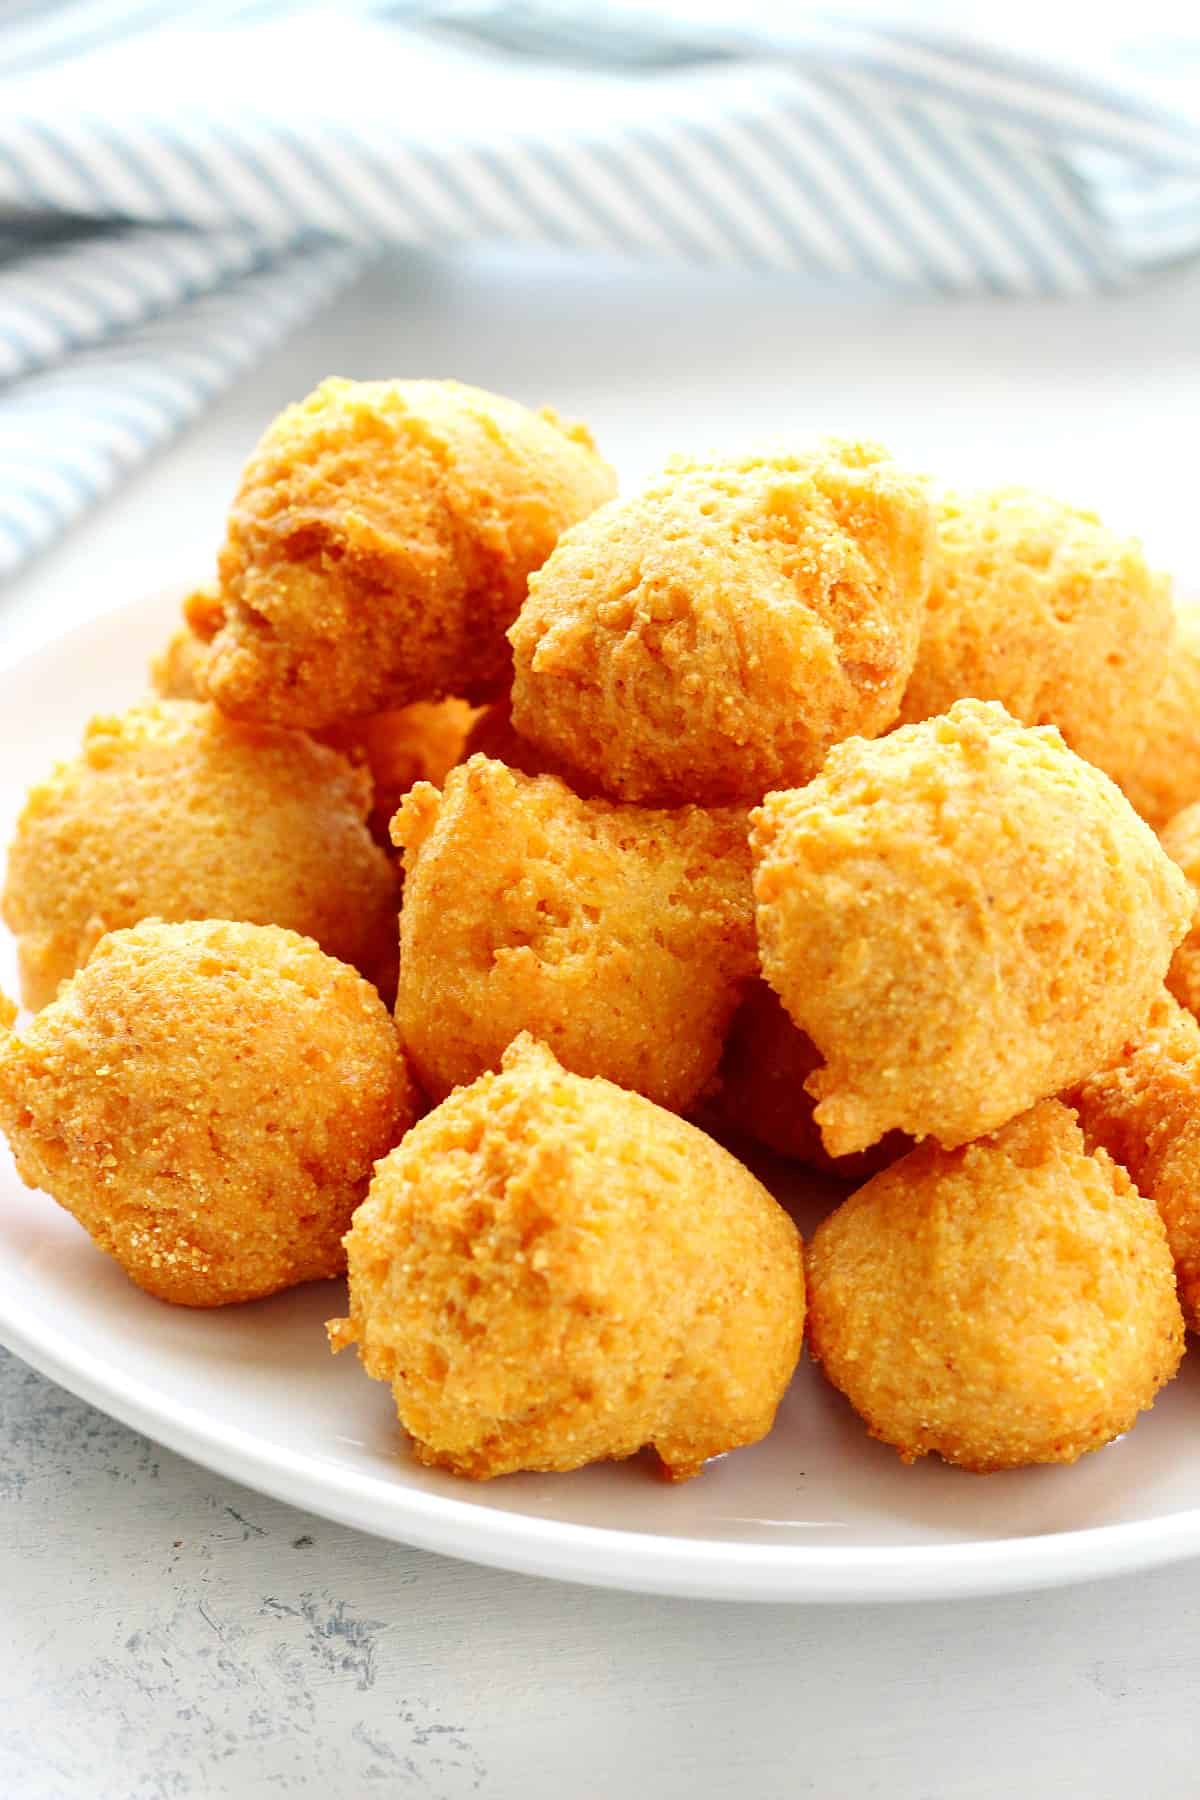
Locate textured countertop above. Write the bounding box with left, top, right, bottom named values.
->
left=3, top=252, right=1200, bottom=1799
left=5, top=1341, right=1199, bottom=1799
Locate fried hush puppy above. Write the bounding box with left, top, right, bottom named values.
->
left=205, top=378, right=615, bottom=729
left=0, top=920, right=419, bottom=1306
left=751, top=700, right=1192, bottom=1157
left=392, top=755, right=756, bottom=1112
left=2, top=698, right=399, bottom=1009
left=1120, top=598, right=1200, bottom=828
left=710, top=978, right=908, bottom=1182
left=1159, top=800, right=1200, bottom=1021
left=328, top=1035, right=805, bottom=1481
left=807, top=1101, right=1184, bottom=1471
left=508, top=440, right=934, bottom=805
left=1071, top=993, right=1200, bottom=1333
left=148, top=603, right=477, bottom=843
left=899, top=486, right=1173, bottom=788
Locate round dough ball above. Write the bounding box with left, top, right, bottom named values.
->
left=0, top=920, right=418, bottom=1306
left=1159, top=801, right=1200, bottom=1020
left=899, top=486, right=1172, bottom=786
left=328, top=1034, right=805, bottom=1480
left=206, top=378, right=615, bottom=729
left=508, top=440, right=934, bottom=805
left=1120, top=598, right=1200, bottom=828
left=751, top=699, right=1192, bottom=1155
left=807, top=1101, right=1184, bottom=1471
left=1072, top=992, right=1200, bottom=1332
left=149, top=596, right=477, bottom=847
left=392, top=755, right=756, bottom=1111
left=1, top=699, right=400, bottom=1010
left=711, top=979, right=908, bottom=1182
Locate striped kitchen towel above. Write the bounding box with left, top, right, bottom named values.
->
left=1, top=0, right=1199, bottom=578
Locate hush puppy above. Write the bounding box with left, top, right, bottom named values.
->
left=328, top=1034, right=805, bottom=1481
left=149, top=603, right=476, bottom=843
left=508, top=440, right=934, bottom=805
left=1072, top=993, right=1200, bottom=1332
left=807, top=1101, right=1184, bottom=1471
left=205, top=378, right=615, bottom=729
left=0, top=920, right=418, bottom=1306
left=1120, top=598, right=1200, bottom=828
left=392, top=756, right=756, bottom=1111
left=1159, top=801, right=1200, bottom=1020
left=2, top=699, right=400, bottom=1009
left=710, top=979, right=907, bottom=1182
left=751, top=700, right=1192, bottom=1156
left=899, top=486, right=1172, bottom=787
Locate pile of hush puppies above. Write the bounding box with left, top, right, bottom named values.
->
left=3, top=375, right=1200, bottom=1488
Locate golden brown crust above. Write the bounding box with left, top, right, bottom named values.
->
left=0, top=920, right=418, bottom=1306
left=508, top=440, right=934, bottom=805
left=329, top=1034, right=805, bottom=1480
left=1070, top=992, right=1200, bottom=1332
left=457, top=696, right=592, bottom=791
left=205, top=379, right=615, bottom=728
left=709, top=978, right=909, bottom=1181
left=751, top=700, right=1192, bottom=1155
left=182, top=583, right=226, bottom=642
left=1120, top=599, right=1200, bottom=827
left=899, top=487, right=1172, bottom=787
left=148, top=586, right=226, bottom=700
left=149, top=627, right=208, bottom=701
left=151, top=602, right=477, bottom=845
left=320, top=698, right=479, bottom=843
left=392, top=755, right=756, bottom=1112
left=1, top=698, right=399, bottom=1009
left=1160, top=801, right=1200, bottom=1019
left=807, top=1100, right=1184, bottom=1470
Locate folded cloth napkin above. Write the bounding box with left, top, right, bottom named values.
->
left=1, top=0, right=1198, bottom=580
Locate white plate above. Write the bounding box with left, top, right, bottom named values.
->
left=1, top=589, right=1198, bottom=1604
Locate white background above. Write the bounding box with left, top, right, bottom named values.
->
left=2, top=250, right=1200, bottom=1796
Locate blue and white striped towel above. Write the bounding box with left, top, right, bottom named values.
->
left=1, top=0, right=1198, bottom=579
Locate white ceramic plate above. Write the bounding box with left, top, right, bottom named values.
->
left=1, top=590, right=1198, bottom=1604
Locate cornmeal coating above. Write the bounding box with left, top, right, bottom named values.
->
left=1160, top=801, right=1200, bottom=1020
left=392, top=755, right=756, bottom=1111
left=150, top=607, right=475, bottom=843
left=322, top=699, right=478, bottom=842
left=508, top=440, right=934, bottom=805
left=328, top=1035, right=805, bottom=1481
left=2, top=698, right=399, bottom=1010
left=0, top=920, right=418, bottom=1306
left=1071, top=993, right=1200, bottom=1332
left=147, top=585, right=225, bottom=700
left=711, top=979, right=908, bottom=1182
left=751, top=700, right=1192, bottom=1156
left=457, top=697, right=591, bottom=791
left=807, top=1101, right=1183, bottom=1471
left=205, top=378, right=615, bottom=729
left=899, top=486, right=1172, bottom=786
left=1120, top=599, right=1200, bottom=828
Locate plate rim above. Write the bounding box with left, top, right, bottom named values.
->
left=2, top=591, right=1200, bottom=1604
left=4, top=1276, right=1199, bottom=1603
